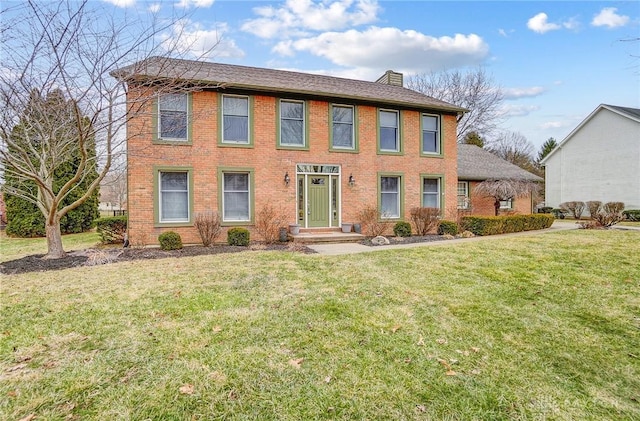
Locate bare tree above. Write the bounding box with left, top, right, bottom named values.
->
left=407, top=67, right=504, bottom=142
left=474, top=179, right=539, bottom=216
left=486, top=131, right=539, bottom=175
left=0, top=1, right=212, bottom=258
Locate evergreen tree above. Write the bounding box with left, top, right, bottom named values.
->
left=537, top=137, right=558, bottom=163
left=463, top=131, right=485, bottom=147
left=3, top=90, right=99, bottom=238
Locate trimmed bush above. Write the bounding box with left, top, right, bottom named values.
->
left=227, top=227, right=250, bottom=246
left=537, top=206, right=553, bottom=214
left=393, top=221, right=412, bottom=237
left=437, top=220, right=459, bottom=236
left=559, top=201, right=586, bottom=219
left=551, top=209, right=566, bottom=219
left=410, top=206, right=440, bottom=235
left=95, top=216, right=127, bottom=244
left=623, top=210, right=640, bottom=221
left=158, top=231, right=183, bottom=250
left=461, top=214, right=554, bottom=236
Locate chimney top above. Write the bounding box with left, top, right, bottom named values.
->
left=375, top=70, right=403, bottom=87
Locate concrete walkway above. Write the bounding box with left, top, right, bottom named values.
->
left=307, top=220, right=638, bottom=256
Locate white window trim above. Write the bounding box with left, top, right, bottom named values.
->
left=381, top=176, right=401, bottom=219
left=222, top=94, right=250, bottom=144
left=159, top=171, right=190, bottom=223
left=422, top=113, right=440, bottom=155
left=222, top=172, right=251, bottom=222
left=279, top=99, right=305, bottom=147
left=379, top=109, right=400, bottom=152
left=422, top=177, right=441, bottom=209
left=158, top=93, right=189, bottom=141
left=331, top=104, right=355, bottom=150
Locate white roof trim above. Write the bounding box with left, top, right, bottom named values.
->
left=540, top=104, right=640, bottom=165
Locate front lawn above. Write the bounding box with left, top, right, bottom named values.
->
left=1, top=230, right=639, bottom=420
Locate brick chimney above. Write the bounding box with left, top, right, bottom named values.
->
left=375, top=70, right=403, bottom=87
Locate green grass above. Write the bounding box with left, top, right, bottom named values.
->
left=0, top=230, right=100, bottom=262
left=1, top=230, right=639, bottom=420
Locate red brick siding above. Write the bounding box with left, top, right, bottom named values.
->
left=464, top=180, right=534, bottom=216
left=127, top=88, right=459, bottom=245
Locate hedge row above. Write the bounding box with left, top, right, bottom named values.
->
left=623, top=210, right=640, bottom=221
left=95, top=216, right=127, bottom=244
left=461, top=214, right=555, bottom=236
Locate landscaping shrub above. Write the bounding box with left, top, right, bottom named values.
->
left=227, top=227, right=250, bottom=246
left=537, top=206, right=553, bottom=214
left=254, top=204, right=287, bottom=244
left=357, top=205, right=390, bottom=237
left=393, top=221, right=412, bottom=237
left=590, top=202, right=625, bottom=228
left=158, top=231, right=183, bottom=250
left=623, top=210, right=640, bottom=221
left=551, top=208, right=566, bottom=219
left=559, top=201, right=586, bottom=219
left=410, top=206, right=440, bottom=235
left=194, top=211, right=221, bottom=246
left=95, top=216, right=127, bottom=244
left=461, top=214, right=554, bottom=236
left=586, top=201, right=602, bottom=219
left=437, top=220, right=458, bottom=236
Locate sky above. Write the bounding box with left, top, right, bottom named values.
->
left=65, top=1, right=640, bottom=150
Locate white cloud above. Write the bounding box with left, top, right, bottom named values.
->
left=148, top=3, right=161, bottom=13
left=176, top=0, right=215, bottom=8
left=527, top=13, right=561, bottom=34
left=161, top=20, right=244, bottom=59
left=242, top=0, right=380, bottom=39
left=592, top=7, right=630, bottom=28
left=102, top=0, right=136, bottom=7
left=273, top=27, right=489, bottom=73
left=503, top=86, right=546, bottom=100
left=500, top=104, right=540, bottom=118
left=540, top=121, right=571, bottom=130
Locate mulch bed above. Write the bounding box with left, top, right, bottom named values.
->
left=0, top=243, right=315, bottom=275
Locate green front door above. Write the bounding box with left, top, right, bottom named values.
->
left=307, top=175, right=330, bottom=227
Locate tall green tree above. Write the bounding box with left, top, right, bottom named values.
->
left=3, top=90, right=100, bottom=238
left=537, top=137, right=558, bottom=163
left=463, top=131, right=485, bottom=147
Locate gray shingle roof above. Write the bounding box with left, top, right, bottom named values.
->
left=603, top=104, right=640, bottom=121
left=113, top=57, right=466, bottom=113
left=457, top=144, right=542, bottom=181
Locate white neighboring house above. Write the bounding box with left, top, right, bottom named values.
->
left=541, top=104, right=640, bottom=210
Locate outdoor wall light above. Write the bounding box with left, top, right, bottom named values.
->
left=348, top=174, right=355, bottom=186
left=284, top=172, right=290, bottom=186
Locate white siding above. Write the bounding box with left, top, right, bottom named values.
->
left=544, top=107, right=640, bottom=209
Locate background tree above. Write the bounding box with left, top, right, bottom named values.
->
left=462, top=131, right=485, bottom=147
left=4, top=89, right=99, bottom=237
left=0, top=1, right=211, bottom=258
left=407, top=67, right=505, bottom=142
left=474, top=179, right=539, bottom=216
left=486, top=131, right=540, bottom=175
left=536, top=137, right=558, bottom=163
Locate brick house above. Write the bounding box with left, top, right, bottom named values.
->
left=114, top=57, right=465, bottom=245
left=457, top=144, right=542, bottom=216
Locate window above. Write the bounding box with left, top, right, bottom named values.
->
left=222, top=172, right=250, bottom=222
left=422, top=178, right=441, bottom=208
left=158, top=94, right=188, bottom=140
left=379, top=110, right=400, bottom=152
left=457, top=181, right=470, bottom=209
left=222, top=95, right=249, bottom=143
left=331, top=105, right=355, bottom=149
left=159, top=171, right=189, bottom=223
left=422, top=114, right=440, bottom=154
left=500, top=199, right=513, bottom=209
left=280, top=100, right=305, bottom=147
left=380, top=176, right=401, bottom=218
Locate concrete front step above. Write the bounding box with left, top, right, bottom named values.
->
left=289, top=230, right=365, bottom=244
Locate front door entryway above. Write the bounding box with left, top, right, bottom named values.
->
left=308, top=176, right=329, bottom=227
left=296, top=164, right=341, bottom=228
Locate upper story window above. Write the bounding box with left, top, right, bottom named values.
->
left=379, top=109, right=400, bottom=153
left=158, top=93, right=188, bottom=140
left=331, top=105, right=355, bottom=150
left=222, top=95, right=249, bottom=144
left=422, top=114, right=440, bottom=154
left=279, top=100, right=305, bottom=147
